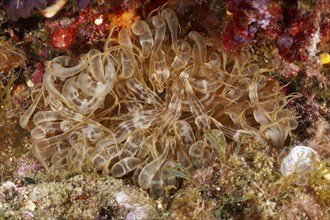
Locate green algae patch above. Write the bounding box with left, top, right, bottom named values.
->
left=1, top=174, right=158, bottom=219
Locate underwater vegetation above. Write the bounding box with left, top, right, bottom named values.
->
left=0, top=38, right=26, bottom=121
left=19, top=7, right=298, bottom=197
left=0, top=71, right=19, bottom=120
left=0, top=38, right=31, bottom=183
left=165, top=132, right=330, bottom=219
left=0, top=38, right=26, bottom=73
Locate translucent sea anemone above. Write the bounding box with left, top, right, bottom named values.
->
left=20, top=8, right=298, bottom=197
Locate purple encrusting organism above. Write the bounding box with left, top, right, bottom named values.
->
left=2, top=0, right=47, bottom=21
left=77, top=0, right=91, bottom=9
left=2, top=0, right=91, bottom=21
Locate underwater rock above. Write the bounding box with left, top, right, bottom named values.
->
left=0, top=181, right=17, bottom=201
left=2, top=0, right=47, bottom=21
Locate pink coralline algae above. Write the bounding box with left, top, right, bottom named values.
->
left=222, top=0, right=330, bottom=63
left=276, top=3, right=316, bottom=63
left=222, top=0, right=282, bottom=51
left=32, top=63, right=45, bottom=84
left=47, top=8, right=109, bottom=49
left=75, top=8, right=109, bottom=44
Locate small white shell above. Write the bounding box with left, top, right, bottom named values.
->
left=281, top=146, right=320, bottom=176
left=280, top=146, right=320, bottom=177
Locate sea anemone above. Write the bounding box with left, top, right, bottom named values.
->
left=20, top=8, right=298, bottom=197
